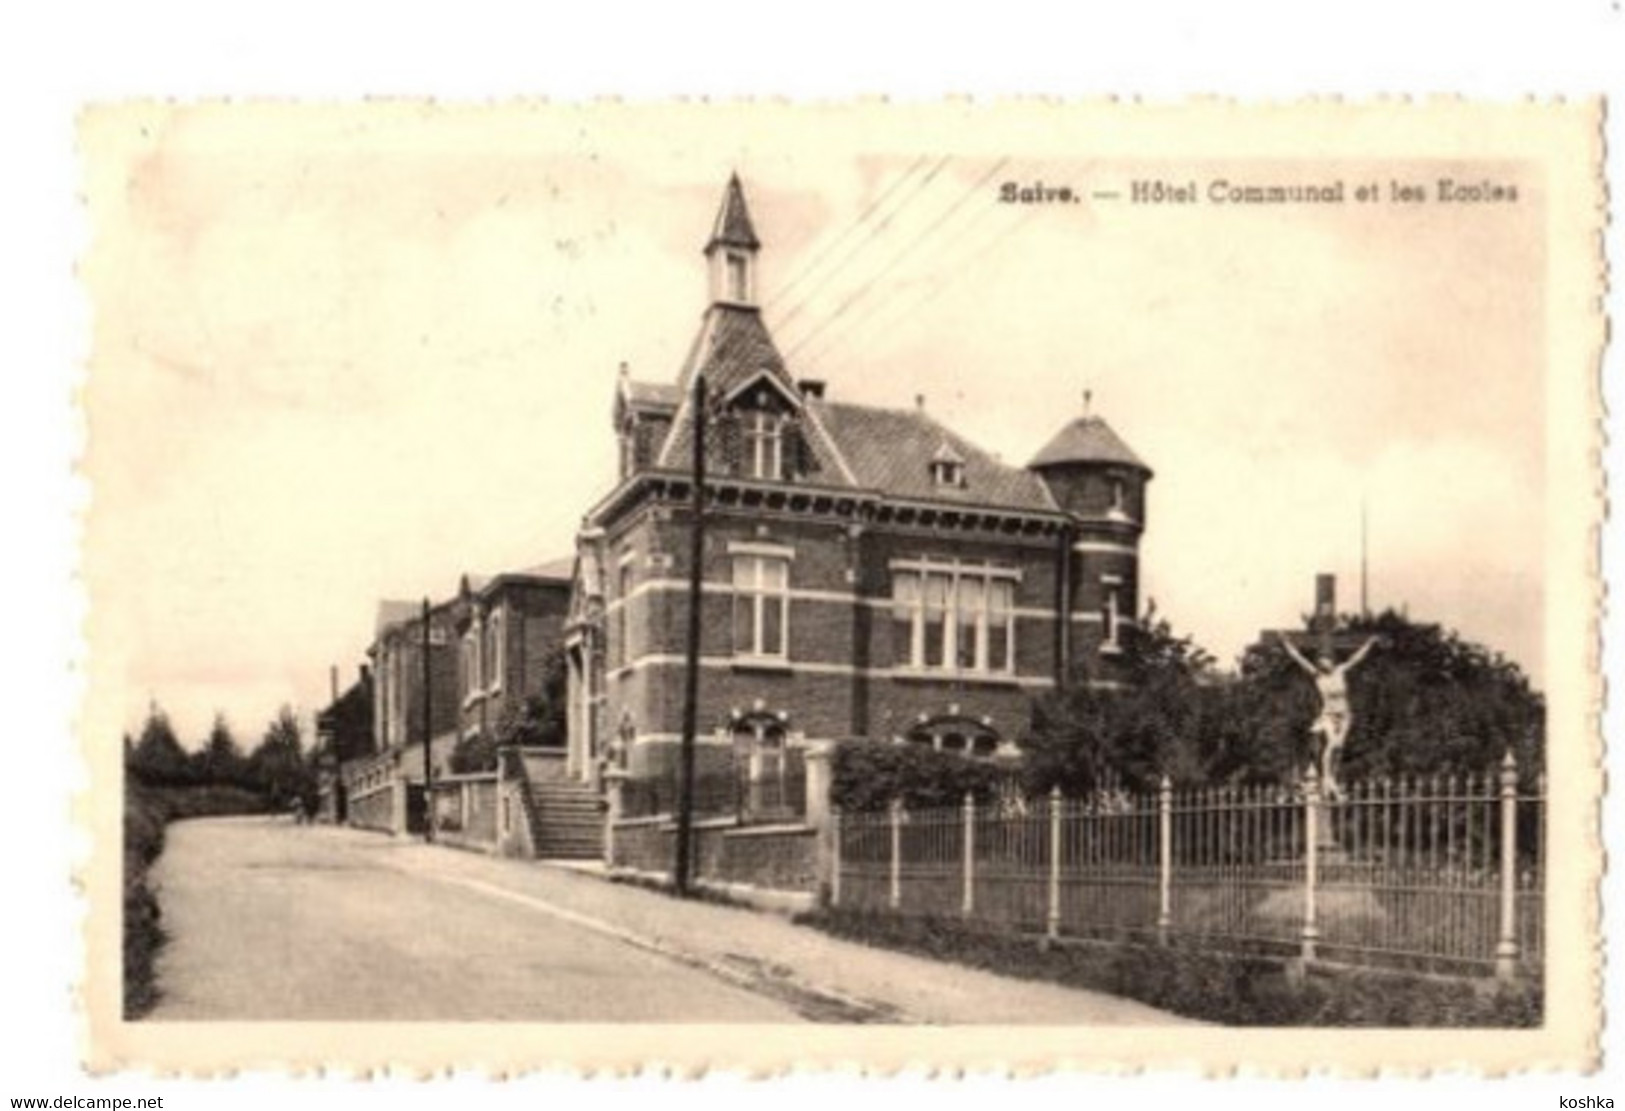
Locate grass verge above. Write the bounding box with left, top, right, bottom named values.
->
left=123, top=781, right=273, bottom=1018
left=795, top=907, right=1542, bottom=1028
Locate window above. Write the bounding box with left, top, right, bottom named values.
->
left=906, top=719, right=1002, bottom=759
left=726, top=252, right=749, bottom=302
left=743, top=412, right=783, bottom=480
left=1109, top=478, right=1127, bottom=516
left=732, top=715, right=798, bottom=820
left=922, top=572, right=951, bottom=668
left=463, top=628, right=483, bottom=696
left=956, top=576, right=983, bottom=670
left=891, top=573, right=921, bottom=666
left=930, top=443, right=966, bottom=488
left=987, top=580, right=1014, bottom=671
left=892, top=564, right=1018, bottom=675
left=486, top=612, right=503, bottom=691
left=1102, top=589, right=1121, bottom=651
left=616, top=563, right=634, bottom=666
left=732, top=554, right=789, bottom=659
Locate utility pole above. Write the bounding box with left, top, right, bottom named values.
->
left=674, top=371, right=707, bottom=896
left=421, top=596, right=434, bottom=843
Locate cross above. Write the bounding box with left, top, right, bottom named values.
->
left=1260, top=574, right=1369, bottom=665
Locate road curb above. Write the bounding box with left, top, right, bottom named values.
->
left=415, top=868, right=909, bottom=1024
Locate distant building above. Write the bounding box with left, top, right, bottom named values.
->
left=313, top=664, right=374, bottom=823
left=453, top=559, right=575, bottom=751
left=563, top=176, right=1154, bottom=794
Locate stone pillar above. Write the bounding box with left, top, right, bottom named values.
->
left=390, top=754, right=407, bottom=837
left=1494, top=750, right=1521, bottom=981
left=802, top=741, right=837, bottom=905
left=603, top=766, right=629, bottom=869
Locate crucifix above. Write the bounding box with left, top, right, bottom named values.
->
left=1262, top=574, right=1380, bottom=801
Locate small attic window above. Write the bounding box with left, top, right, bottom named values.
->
left=930, top=443, right=967, bottom=489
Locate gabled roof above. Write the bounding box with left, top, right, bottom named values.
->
left=375, top=599, right=418, bottom=635
left=706, top=173, right=760, bottom=252
left=621, top=379, right=680, bottom=412
left=1028, top=415, right=1151, bottom=474
left=521, top=554, right=577, bottom=582
left=657, top=306, right=811, bottom=467
left=812, top=400, right=1059, bottom=512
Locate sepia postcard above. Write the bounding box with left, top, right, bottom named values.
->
left=79, top=99, right=1604, bottom=1074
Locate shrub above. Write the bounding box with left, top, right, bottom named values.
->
left=831, top=739, right=1007, bottom=812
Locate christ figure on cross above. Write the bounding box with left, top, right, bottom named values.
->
left=1277, top=631, right=1380, bottom=800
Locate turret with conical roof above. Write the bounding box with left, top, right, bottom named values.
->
left=1029, top=396, right=1153, bottom=674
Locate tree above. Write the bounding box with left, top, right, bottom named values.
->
left=1216, top=609, right=1544, bottom=786
left=192, top=712, right=246, bottom=787
left=1025, top=603, right=1222, bottom=793
left=127, top=702, right=191, bottom=785
left=1022, top=606, right=1543, bottom=795
left=246, top=705, right=314, bottom=808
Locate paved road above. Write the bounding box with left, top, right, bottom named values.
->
left=148, top=817, right=802, bottom=1021
left=149, top=817, right=1193, bottom=1025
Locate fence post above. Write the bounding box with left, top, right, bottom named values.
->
left=1495, top=749, right=1521, bottom=980
left=961, top=791, right=976, bottom=918
left=888, top=796, right=903, bottom=911
left=1301, top=767, right=1321, bottom=964
left=830, top=806, right=842, bottom=908
left=1157, top=775, right=1173, bottom=945
left=1046, top=785, right=1062, bottom=941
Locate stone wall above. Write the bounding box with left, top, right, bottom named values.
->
left=349, top=783, right=396, bottom=833
left=609, top=817, right=817, bottom=893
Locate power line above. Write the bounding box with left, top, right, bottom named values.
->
left=764, top=155, right=930, bottom=311
left=781, top=158, right=1010, bottom=363
left=792, top=187, right=1033, bottom=373
left=769, top=156, right=953, bottom=332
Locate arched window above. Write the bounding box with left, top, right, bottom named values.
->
left=906, top=716, right=1002, bottom=760
left=731, top=712, right=797, bottom=820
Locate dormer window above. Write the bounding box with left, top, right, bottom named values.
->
left=930, top=443, right=966, bottom=488
left=744, top=411, right=783, bottom=480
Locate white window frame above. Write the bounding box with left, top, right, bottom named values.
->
left=486, top=610, right=503, bottom=693
left=744, top=411, right=783, bottom=480
left=891, top=563, right=1018, bottom=676
left=1102, top=588, right=1122, bottom=652
left=732, top=554, right=790, bottom=661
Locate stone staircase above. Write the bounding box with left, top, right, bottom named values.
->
left=528, top=778, right=605, bottom=860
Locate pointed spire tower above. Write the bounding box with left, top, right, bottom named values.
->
left=705, top=172, right=762, bottom=309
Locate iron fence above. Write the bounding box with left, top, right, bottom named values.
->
left=835, top=755, right=1545, bottom=979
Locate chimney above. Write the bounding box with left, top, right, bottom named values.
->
left=329, top=665, right=339, bottom=703
left=797, top=379, right=826, bottom=399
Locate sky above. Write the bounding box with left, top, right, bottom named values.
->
left=81, top=103, right=1547, bottom=746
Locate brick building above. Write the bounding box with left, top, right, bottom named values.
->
left=341, top=564, right=579, bottom=841
left=313, top=664, right=374, bottom=823
left=564, top=176, right=1153, bottom=793
left=452, top=559, right=575, bottom=749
